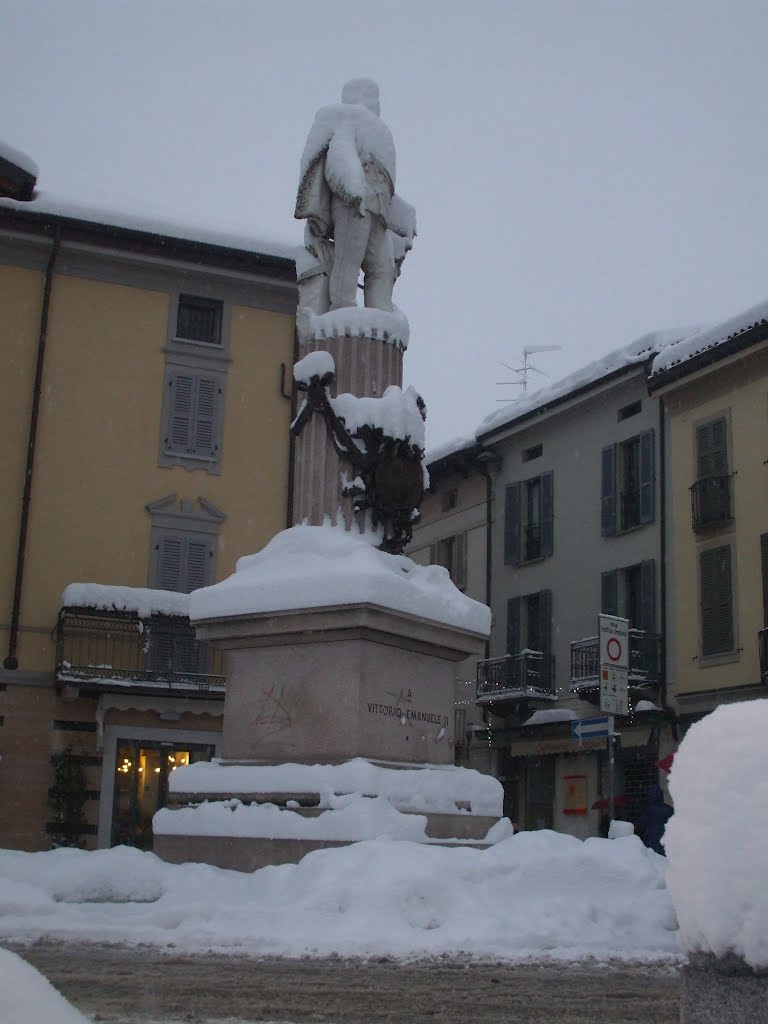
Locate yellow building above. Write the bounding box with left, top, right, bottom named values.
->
left=0, top=164, right=296, bottom=850
left=649, top=302, right=768, bottom=730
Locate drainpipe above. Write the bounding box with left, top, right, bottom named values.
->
left=284, top=327, right=300, bottom=529
left=657, top=394, right=679, bottom=741
left=477, top=447, right=500, bottom=661
left=4, top=227, right=61, bottom=670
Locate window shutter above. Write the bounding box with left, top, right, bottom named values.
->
left=165, top=373, right=194, bottom=454
left=601, top=570, right=619, bottom=616
left=761, top=533, right=768, bottom=628
left=700, top=545, right=733, bottom=657
left=184, top=538, right=212, bottom=593
left=639, top=429, right=655, bottom=524
left=601, top=445, right=617, bottom=535
left=157, top=535, right=184, bottom=592
left=506, top=596, right=521, bottom=655
left=540, top=471, right=554, bottom=556
left=696, top=417, right=728, bottom=479
left=504, top=483, right=521, bottom=565
left=454, top=532, right=467, bottom=591
left=640, top=559, right=656, bottom=633
left=192, top=376, right=220, bottom=458
left=538, top=589, right=553, bottom=690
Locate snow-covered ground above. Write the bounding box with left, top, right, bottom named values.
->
left=0, top=831, right=678, bottom=963
left=0, top=947, right=88, bottom=1024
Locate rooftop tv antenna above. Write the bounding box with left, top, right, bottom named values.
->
left=496, top=345, right=563, bottom=401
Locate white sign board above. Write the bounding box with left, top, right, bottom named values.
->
left=598, top=614, right=629, bottom=716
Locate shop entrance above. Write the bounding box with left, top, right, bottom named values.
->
left=111, top=739, right=214, bottom=849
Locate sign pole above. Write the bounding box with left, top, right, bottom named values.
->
left=607, top=714, right=615, bottom=825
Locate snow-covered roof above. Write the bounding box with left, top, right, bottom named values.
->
left=0, top=189, right=295, bottom=263
left=650, top=298, right=768, bottom=381
left=425, top=327, right=692, bottom=468
left=0, top=140, right=39, bottom=178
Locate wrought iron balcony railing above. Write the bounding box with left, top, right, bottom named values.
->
left=476, top=650, right=556, bottom=704
left=620, top=489, right=641, bottom=531
left=759, top=627, right=768, bottom=686
left=690, top=475, right=733, bottom=530
left=570, top=629, right=661, bottom=689
left=55, top=607, right=225, bottom=693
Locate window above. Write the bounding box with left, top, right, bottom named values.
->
left=601, top=560, right=656, bottom=632
left=504, top=471, right=554, bottom=565
left=175, top=294, right=223, bottom=345
left=601, top=429, right=654, bottom=535
left=506, top=589, right=554, bottom=692
left=159, top=293, right=230, bottom=474
left=618, top=400, right=642, bottom=421
left=700, top=545, right=734, bottom=657
left=162, top=371, right=223, bottom=461
left=441, top=488, right=459, bottom=512
left=431, top=533, right=467, bottom=589
left=691, top=416, right=732, bottom=529
left=147, top=495, right=224, bottom=594
left=522, top=443, right=542, bottom=463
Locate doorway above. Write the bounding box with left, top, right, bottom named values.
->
left=111, top=739, right=214, bottom=849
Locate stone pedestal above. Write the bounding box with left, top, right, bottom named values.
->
left=197, top=602, right=481, bottom=765
left=680, top=954, right=768, bottom=1024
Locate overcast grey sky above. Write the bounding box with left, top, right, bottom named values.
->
left=3, top=1, right=768, bottom=448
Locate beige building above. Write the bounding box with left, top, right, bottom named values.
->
left=0, top=161, right=296, bottom=850
left=649, top=303, right=768, bottom=729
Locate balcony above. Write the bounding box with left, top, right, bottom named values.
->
left=476, top=650, right=556, bottom=705
left=759, top=628, right=768, bottom=686
left=690, top=475, right=733, bottom=530
left=570, top=630, right=661, bottom=693
left=55, top=607, right=225, bottom=695
left=620, top=489, right=641, bottom=531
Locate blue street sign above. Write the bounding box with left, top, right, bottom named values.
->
left=572, top=716, right=610, bottom=741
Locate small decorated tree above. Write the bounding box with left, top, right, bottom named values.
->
left=47, top=746, right=88, bottom=848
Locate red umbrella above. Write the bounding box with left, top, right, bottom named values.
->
left=591, top=796, right=629, bottom=810
left=656, top=752, right=676, bottom=773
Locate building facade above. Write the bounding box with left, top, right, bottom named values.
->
left=0, top=187, right=296, bottom=851
left=649, top=303, right=768, bottom=733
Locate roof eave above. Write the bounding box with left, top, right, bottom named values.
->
left=649, top=320, right=768, bottom=393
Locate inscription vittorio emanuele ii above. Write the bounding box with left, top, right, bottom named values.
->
left=366, top=688, right=449, bottom=726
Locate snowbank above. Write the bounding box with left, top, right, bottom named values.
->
left=61, top=582, right=190, bottom=618
left=189, top=522, right=490, bottom=634
left=0, top=833, right=677, bottom=962
left=166, top=757, right=502, bottom=816
left=665, top=700, right=768, bottom=969
left=0, top=948, right=88, bottom=1024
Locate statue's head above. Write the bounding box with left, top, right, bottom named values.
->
left=341, top=78, right=380, bottom=116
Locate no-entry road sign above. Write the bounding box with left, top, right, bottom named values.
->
left=599, top=614, right=629, bottom=669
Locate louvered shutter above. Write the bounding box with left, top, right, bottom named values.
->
left=184, top=538, right=211, bottom=593
left=192, top=376, right=220, bottom=458
left=601, top=570, right=619, bottom=616
left=454, top=532, right=467, bottom=590
left=504, top=483, right=521, bottom=565
left=165, top=373, right=194, bottom=454
left=761, top=534, right=768, bottom=628
left=696, top=418, right=728, bottom=478
left=639, top=429, right=655, bottom=524
left=506, top=596, right=521, bottom=655
left=540, top=472, right=554, bottom=556
left=538, top=589, right=553, bottom=690
left=601, top=445, right=617, bottom=535
left=157, top=535, right=184, bottom=591
left=640, top=560, right=656, bottom=633
left=700, top=546, right=733, bottom=656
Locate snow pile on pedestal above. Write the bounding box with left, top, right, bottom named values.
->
left=0, top=947, right=88, bottom=1024
left=61, top=582, right=190, bottom=618
left=167, top=757, right=502, bottom=815
left=189, top=522, right=490, bottom=634
left=0, top=833, right=677, bottom=962
left=297, top=305, right=410, bottom=348
left=665, top=699, right=768, bottom=969
left=293, top=349, right=336, bottom=384
left=331, top=385, right=424, bottom=446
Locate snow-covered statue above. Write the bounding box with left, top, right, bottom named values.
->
left=294, top=78, right=416, bottom=314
